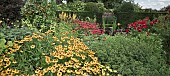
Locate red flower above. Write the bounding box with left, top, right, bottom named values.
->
left=142, top=24, right=148, bottom=28
left=137, top=27, right=142, bottom=32
left=144, top=17, right=149, bottom=21
left=125, top=29, right=129, bottom=33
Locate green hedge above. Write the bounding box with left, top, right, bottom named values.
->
left=115, top=12, right=168, bottom=28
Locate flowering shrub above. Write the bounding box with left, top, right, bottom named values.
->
left=59, top=12, right=77, bottom=22
left=150, top=14, right=170, bottom=64
left=0, top=30, right=119, bottom=76
left=128, top=17, right=155, bottom=32
left=73, top=19, right=104, bottom=35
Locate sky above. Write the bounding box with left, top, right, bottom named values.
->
left=134, top=0, right=170, bottom=10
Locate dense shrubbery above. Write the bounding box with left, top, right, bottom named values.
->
left=84, top=33, right=170, bottom=76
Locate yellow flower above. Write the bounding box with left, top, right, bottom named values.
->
left=66, top=69, right=73, bottom=73
left=0, top=59, right=3, bottom=62
left=88, top=50, right=95, bottom=55
left=51, top=59, right=58, bottom=63
left=69, top=60, right=74, bottom=64
left=12, top=60, right=17, bottom=64
left=102, top=69, right=106, bottom=76
left=35, top=69, right=40, bottom=73
left=9, top=48, right=17, bottom=52
left=72, top=14, right=77, bottom=20
left=57, top=71, right=62, bottom=76
left=45, top=56, right=51, bottom=64
left=71, top=57, right=79, bottom=63
left=64, top=62, right=69, bottom=66
left=43, top=68, right=48, bottom=73
left=12, top=69, right=20, bottom=74
left=118, top=74, right=122, bottom=76
left=5, top=70, right=10, bottom=74
left=53, top=63, right=59, bottom=68
left=58, top=55, right=64, bottom=59
left=73, top=64, right=80, bottom=69
left=75, top=70, right=82, bottom=75
left=108, top=68, right=113, bottom=72
left=59, top=66, right=66, bottom=73
left=51, top=67, right=56, bottom=73
left=0, top=68, right=2, bottom=71
left=30, top=45, right=35, bottom=49
left=4, top=58, right=10, bottom=62
left=82, top=73, right=88, bottom=76
left=113, top=70, right=118, bottom=73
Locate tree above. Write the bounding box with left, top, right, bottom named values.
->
left=160, top=5, right=170, bottom=12
left=117, top=2, right=134, bottom=12
left=0, top=0, right=24, bottom=26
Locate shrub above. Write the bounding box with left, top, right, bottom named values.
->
left=84, top=2, right=105, bottom=13
left=0, top=30, right=120, bottom=76
left=84, top=33, right=170, bottom=76
left=0, top=27, right=36, bottom=41
left=150, top=15, right=170, bottom=64
left=0, top=0, right=24, bottom=26
left=67, top=1, right=85, bottom=12
left=21, top=1, right=58, bottom=31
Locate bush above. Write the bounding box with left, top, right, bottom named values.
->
left=150, top=14, right=170, bottom=64
left=84, top=33, right=170, bottom=76
left=84, top=2, right=105, bottom=13
left=0, top=27, right=36, bottom=41
left=116, top=2, right=134, bottom=12
left=21, top=1, right=58, bottom=31
left=67, top=1, right=85, bottom=12
left=0, top=0, right=24, bottom=26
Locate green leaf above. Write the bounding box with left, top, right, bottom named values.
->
left=7, top=41, right=13, bottom=47
left=0, top=39, right=6, bottom=44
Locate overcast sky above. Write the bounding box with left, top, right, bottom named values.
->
left=134, top=0, right=170, bottom=10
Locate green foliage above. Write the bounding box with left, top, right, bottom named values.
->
left=84, top=2, right=105, bottom=13
left=116, top=2, right=134, bottom=12
left=0, top=33, right=6, bottom=54
left=150, top=14, right=170, bottom=64
left=0, top=27, right=36, bottom=41
left=67, top=1, right=86, bottom=12
left=21, top=1, right=58, bottom=31
left=84, top=33, right=170, bottom=76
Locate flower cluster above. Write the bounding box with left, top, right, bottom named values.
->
left=128, top=17, right=160, bottom=32
left=73, top=20, right=104, bottom=35
left=149, top=18, right=160, bottom=26
left=59, top=12, right=77, bottom=21
left=0, top=30, right=119, bottom=76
